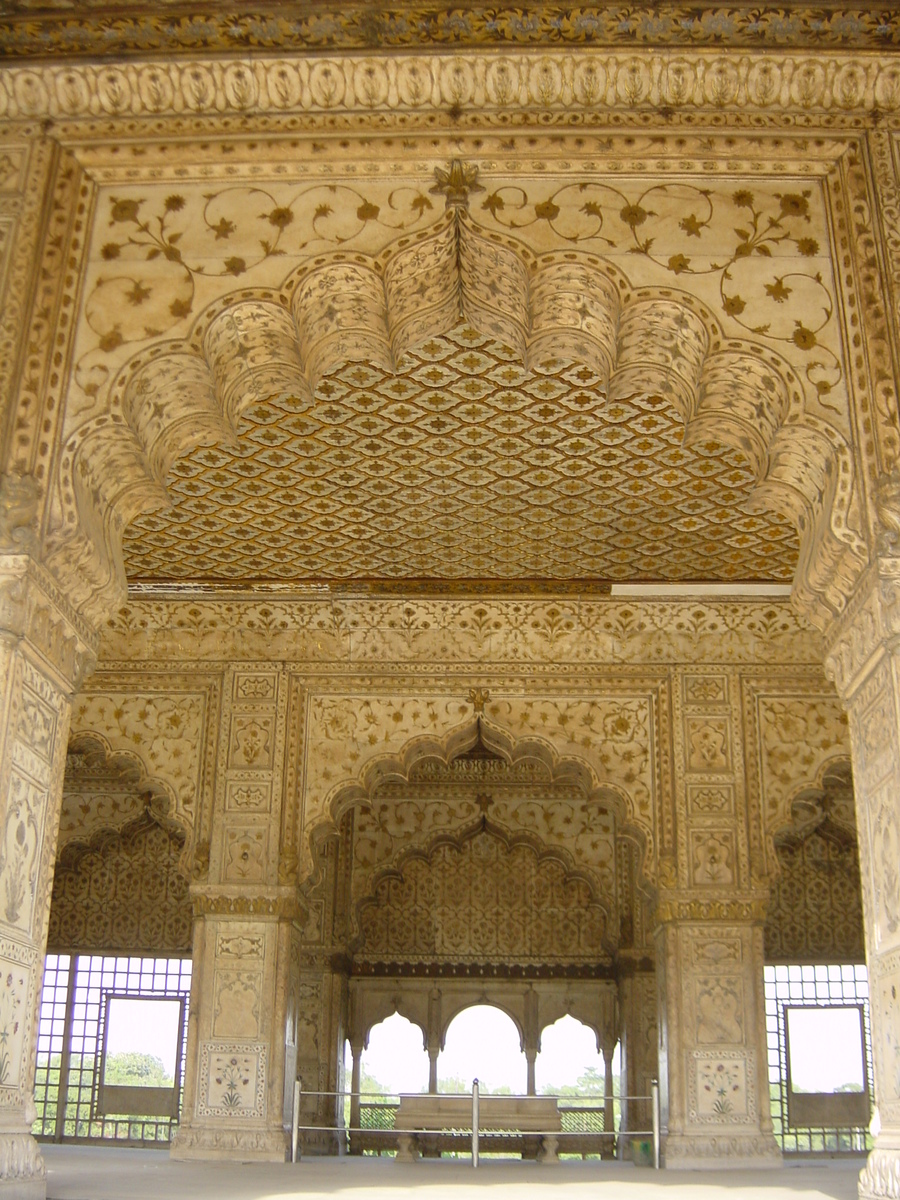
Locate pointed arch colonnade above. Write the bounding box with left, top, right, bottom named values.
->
left=3, top=30, right=900, bottom=1199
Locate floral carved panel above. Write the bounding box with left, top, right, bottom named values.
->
left=46, top=815, right=191, bottom=955
left=765, top=828, right=865, bottom=963
left=198, top=1043, right=267, bottom=1120
left=355, top=824, right=611, bottom=966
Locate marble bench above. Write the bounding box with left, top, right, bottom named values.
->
left=393, top=1094, right=562, bottom=1162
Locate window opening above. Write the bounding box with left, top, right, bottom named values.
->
left=33, top=954, right=191, bottom=1146
left=765, top=964, right=872, bottom=1154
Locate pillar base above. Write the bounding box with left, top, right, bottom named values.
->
left=0, top=1133, right=45, bottom=1200
left=664, top=1132, right=782, bottom=1170
left=859, top=1141, right=900, bottom=1199
left=170, top=1125, right=288, bottom=1162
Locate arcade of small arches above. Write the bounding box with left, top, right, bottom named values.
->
left=4, top=27, right=900, bottom=1200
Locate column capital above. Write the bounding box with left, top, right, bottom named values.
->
left=0, top=554, right=98, bottom=692
left=189, top=886, right=301, bottom=921
left=654, top=891, right=769, bottom=927
left=823, top=562, right=900, bottom=704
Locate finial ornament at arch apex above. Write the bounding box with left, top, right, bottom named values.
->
left=468, top=687, right=490, bottom=714
left=431, top=160, right=483, bottom=212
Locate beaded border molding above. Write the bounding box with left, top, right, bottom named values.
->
left=3, top=49, right=900, bottom=121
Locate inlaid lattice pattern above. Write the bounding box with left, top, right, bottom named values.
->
left=356, top=825, right=609, bottom=965
left=122, top=325, right=798, bottom=584
left=764, top=829, right=864, bottom=963
left=47, top=816, right=192, bottom=955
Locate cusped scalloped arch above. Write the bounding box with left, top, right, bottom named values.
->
left=60, top=730, right=191, bottom=865
left=305, top=713, right=652, bottom=905
left=48, top=216, right=864, bottom=627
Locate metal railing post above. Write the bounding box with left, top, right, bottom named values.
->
left=472, top=1078, right=479, bottom=1168
left=291, top=1079, right=301, bottom=1163
left=651, top=1078, right=660, bottom=1169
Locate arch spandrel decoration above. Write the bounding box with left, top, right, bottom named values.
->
left=300, top=700, right=656, bottom=893
left=753, top=687, right=852, bottom=851
left=354, top=820, right=614, bottom=967
left=47, top=159, right=863, bottom=627
left=48, top=730, right=193, bottom=954
left=59, top=731, right=178, bottom=856
left=67, top=689, right=207, bottom=848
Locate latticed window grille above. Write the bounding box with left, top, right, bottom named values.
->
left=764, top=964, right=872, bottom=1154
left=33, top=954, right=191, bottom=1146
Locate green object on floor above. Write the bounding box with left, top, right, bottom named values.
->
left=632, top=1137, right=654, bottom=1167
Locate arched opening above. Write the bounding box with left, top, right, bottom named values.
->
left=359, top=1013, right=429, bottom=1097
left=537, top=1015, right=621, bottom=1160
left=314, top=715, right=656, bottom=1159
left=439, top=1005, right=525, bottom=1096
left=536, top=1014, right=610, bottom=1095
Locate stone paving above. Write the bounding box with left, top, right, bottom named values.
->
left=40, top=1146, right=862, bottom=1200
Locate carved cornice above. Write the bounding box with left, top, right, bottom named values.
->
left=1, top=4, right=899, bottom=62
left=3, top=49, right=900, bottom=123
left=0, top=553, right=99, bottom=690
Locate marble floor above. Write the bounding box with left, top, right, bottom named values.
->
left=36, top=1146, right=863, bottom=1200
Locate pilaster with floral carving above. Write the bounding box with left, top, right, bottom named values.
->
left=171, top=666, right=295, bottom=1162
left=655, top=666, right=779, bottom=1168
left=0, top=557, right=96, bottom=1196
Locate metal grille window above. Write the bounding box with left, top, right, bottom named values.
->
left=33, top=954, right=191, bottom=1146
left=764, top=964, right=872, bottom=1154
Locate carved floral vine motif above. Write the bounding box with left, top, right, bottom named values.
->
left=5, top=6, right=900, bottom=59
left=478, top=182, right=839, bottom=399
left=84, top=183, right=437, bottom=359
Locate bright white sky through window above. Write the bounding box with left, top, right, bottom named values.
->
left=356, top=1007, right=617, bottom=1095
left=787, top=1006, right=866, bottom=1093
left=105, top=997, right=181, bottom=1080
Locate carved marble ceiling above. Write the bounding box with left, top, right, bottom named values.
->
left=123, top=323, right=799, bottom=585
left=84, top=161, right=840, bottom=591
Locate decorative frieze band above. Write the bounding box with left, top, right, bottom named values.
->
left=0, top=5, right=898, bottom=61
left=4, top=51, right=900, bottom=124
left=101, top=595, right=823, bottom=667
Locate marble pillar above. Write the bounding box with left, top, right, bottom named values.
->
left=655, top=904, right=780, bottom=1169
left=0, top=558, right=96, bottom=1196
left=825, top=571, right=900, bottom=1199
